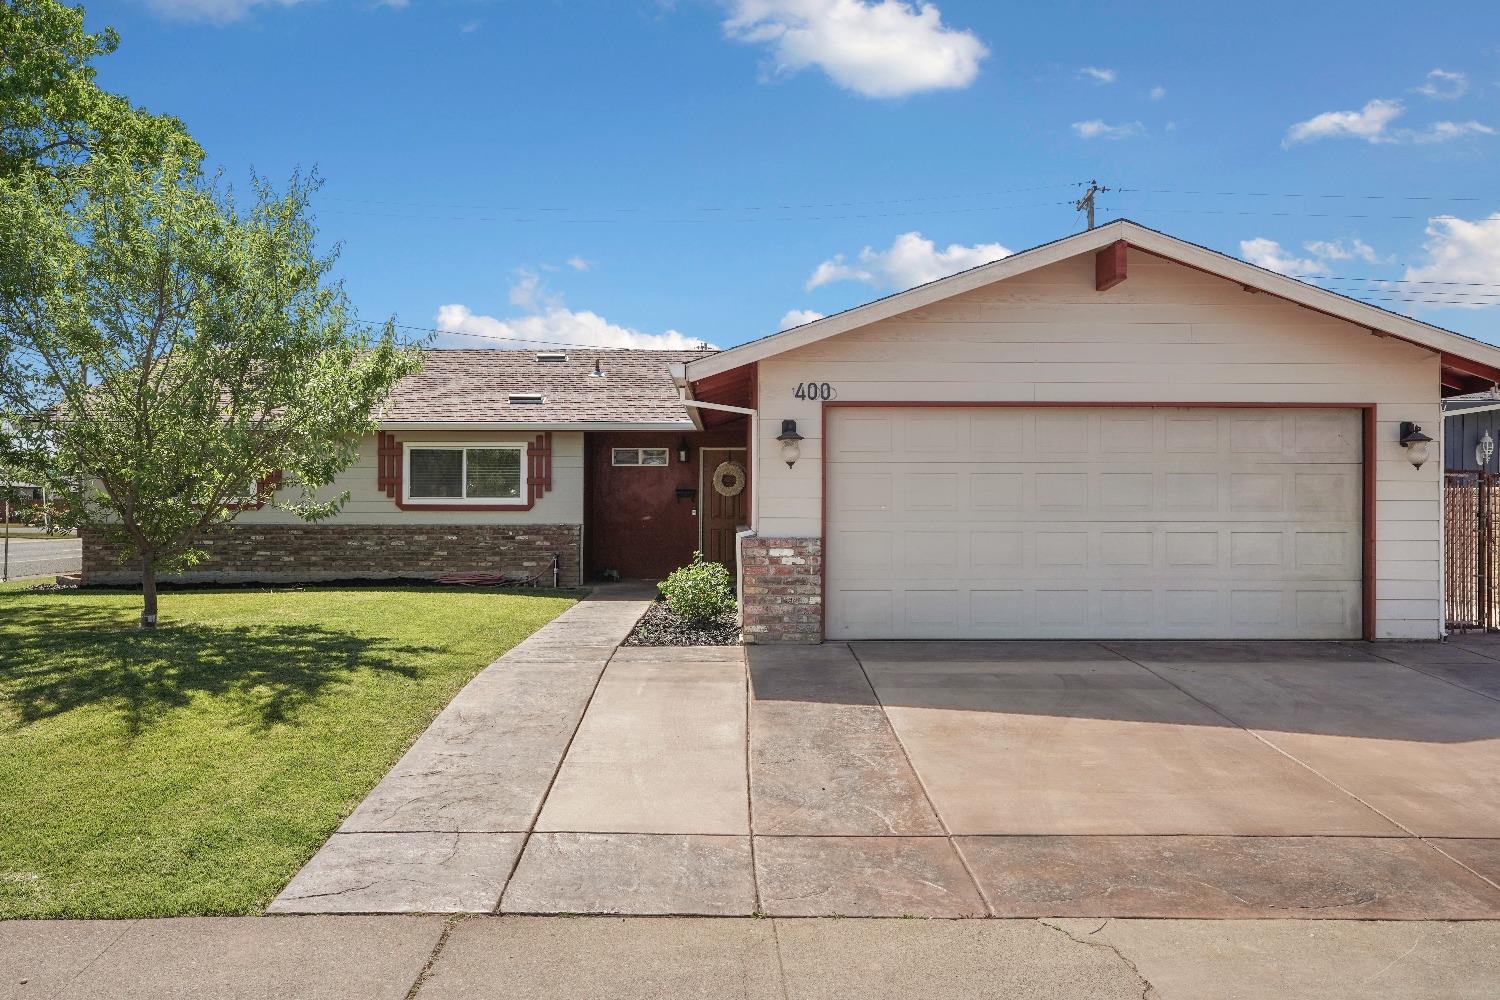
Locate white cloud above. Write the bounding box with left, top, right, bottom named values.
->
left=438, top=270, right=710, bottom=348
left=435, top=304, right=712, bottom=350
left=1415, top=68, right=1468, bottom=100
left=1284, top=98, right=1404, bottom=145
left=806, top=231, right=1011, bottom=291
left=1080, top=66, right=1116, bottom=84
left=1404, top=215, right=1500, bottom=308
left=1303, top=238, right=1384, bottom=264
left=566, top=256, right=593, bottom=271
left=1284, top=97, right=1493, bottom=146
left=779, top=308, right=825, bottom=329
left=1410, top=120, right=1495, bottom=143
left=1071, top=119, right=1143, bottom=140
left=1240, top=238, right=1324, bottom=276
left=722, top=0, right=988, bottom=98
left=805, top=254, right=875, bottom=289
left=507, top=269, right=559, bottom=311
left=1149, top=85, right=1166, bottom=100
left=1241, top=236, right=1390, bottom=276
left=140, top=0, right=305, bottom=22
left=460, top=19, right=482, bottom=33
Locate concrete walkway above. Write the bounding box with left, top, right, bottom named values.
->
left=7, top=915, right=1500, bottom=1000
left=270, top=584, right=655, bottom=915
left=273, top=606, right=1500, bottom=919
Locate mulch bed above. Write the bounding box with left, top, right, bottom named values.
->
left=623, top=599, right=740, bottom=647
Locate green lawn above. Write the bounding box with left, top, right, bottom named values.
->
left=0, top=582, right=576, bottom=918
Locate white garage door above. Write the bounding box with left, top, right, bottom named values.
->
left=825, top=406, right=1363, bottom=640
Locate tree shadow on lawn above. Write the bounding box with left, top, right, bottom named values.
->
left=1, top=602, right=439, bottom=734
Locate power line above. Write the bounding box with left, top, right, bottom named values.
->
left=320, top=198, right=1079, bottom=226
left=1118, top=186, right=1481, bottom=202
left=1293, top=274, right=1500, bottom=289
left=1102, top=206, right=1500, bottom=222
left=322, top=182, right=1083, bottom=216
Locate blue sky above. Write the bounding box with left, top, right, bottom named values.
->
left=92, top=0, right=1500, bottom=349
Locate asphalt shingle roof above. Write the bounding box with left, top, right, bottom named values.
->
left=381, top=348, right=713, bottom=425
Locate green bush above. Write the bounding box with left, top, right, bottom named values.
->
left=659, top=552, right=735, bottom=624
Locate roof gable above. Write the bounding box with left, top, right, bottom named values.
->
left=684, top=220, right=1500, bottom=391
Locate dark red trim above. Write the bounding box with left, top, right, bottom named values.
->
left=821, top=401, right=1378, bottom=641
left=1362, top=407, right=1377, bottom=641
left=1095, top=240, right=1127, bottom=291
left=225, top=471, right=283, bottom=511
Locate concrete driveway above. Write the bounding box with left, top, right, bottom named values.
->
left=273, top=594, right=1500, bottom=919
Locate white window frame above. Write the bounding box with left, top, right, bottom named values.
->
left=403, top=442, right=528, bottom=506
left=611, top=447, right=671, bottom=467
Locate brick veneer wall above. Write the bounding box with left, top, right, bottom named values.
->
left=80, top=523, right=583, bottom=587
left=740, top=536, right=822, bottom=644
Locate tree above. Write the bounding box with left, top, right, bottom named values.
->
left=0, top=150, right=422, bottom=626
left=1, top=0, right=199, bottom=186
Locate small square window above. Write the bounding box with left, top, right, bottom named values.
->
left=612, top=447, right=671, bottom=467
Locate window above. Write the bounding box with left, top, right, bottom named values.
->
left=407, top=445, right=523, bottom=502
left=612, top=447, right=670, bottom=467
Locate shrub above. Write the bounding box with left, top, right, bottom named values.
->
left=659, top=552, right=735, bottom=624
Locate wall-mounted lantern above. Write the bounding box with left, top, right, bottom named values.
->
left=1478, top=431, right=1495, bottom=470
left=677, top=438, right=691, bottom=463
left=777, top=419, right=804, bottom=468
left=1399, top=421, right=1433, bottom=470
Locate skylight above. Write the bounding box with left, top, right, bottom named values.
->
left=535, top=352, right=568, bottom=363
left=508, top=393, right=545, bottom=405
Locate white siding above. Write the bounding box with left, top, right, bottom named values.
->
left=237, top=430, right=585, bottom=526
left=753, top=251, right=1442, bottom=640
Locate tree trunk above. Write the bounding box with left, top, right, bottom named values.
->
left=140, top=557, right=159, bottom=629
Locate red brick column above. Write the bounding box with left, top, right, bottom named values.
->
left=740, top=536, right=822, bottom=644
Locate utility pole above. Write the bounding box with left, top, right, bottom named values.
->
left=1075, top=179, right=1109, bottom=230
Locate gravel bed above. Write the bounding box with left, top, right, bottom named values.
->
left=623, top=600, right=740, bottom=646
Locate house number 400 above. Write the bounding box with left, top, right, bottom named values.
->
left=792, top=381, right=836, bottom=401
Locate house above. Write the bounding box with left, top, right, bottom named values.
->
left=82, top=349, right=748, bottom=588
left=83, top=220, right=1500, bottom=643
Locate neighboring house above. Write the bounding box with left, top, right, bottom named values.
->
left=2, top=481, right=44, bottom=517
left=1443, top=392, right=1500, bottom=474
left=83, top=220, right=1500, bottom=644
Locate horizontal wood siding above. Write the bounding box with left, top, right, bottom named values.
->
left=236, top=430, right=585, bottom=526
left=753, top=251, right=1442, bottom=639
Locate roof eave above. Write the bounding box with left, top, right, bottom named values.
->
left=378, top=420, right=698, bottom=432
left=684, top=219, right=1500, bottom=382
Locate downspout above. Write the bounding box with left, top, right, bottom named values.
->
left=670, top=364, right=760, bottom=609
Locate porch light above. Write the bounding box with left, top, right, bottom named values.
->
left=678, top=438, right=691, bottom=463
left=777, top=419, right=804, bottom=468
left=1399, top=422, right=1433, bottom=470
left=1479, top=431, right=1495, bottom=470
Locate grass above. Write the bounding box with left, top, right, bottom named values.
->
left=0, top=581, right=576, bottom=918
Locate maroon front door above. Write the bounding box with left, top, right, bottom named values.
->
left=700, top=447, right=749, bottom=573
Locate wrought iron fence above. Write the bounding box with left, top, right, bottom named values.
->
left=1445, top=471, right=1500, bottom=630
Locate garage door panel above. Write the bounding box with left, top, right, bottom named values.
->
left=830, top=521, right=1359, bottom=581
left=826, top=407, right=1362, bottom=640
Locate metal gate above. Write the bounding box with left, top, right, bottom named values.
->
left=1445, top=471, right=1500, bottom=630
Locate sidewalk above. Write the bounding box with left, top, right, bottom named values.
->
left=6, top=915, right=1499, bottom=1000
